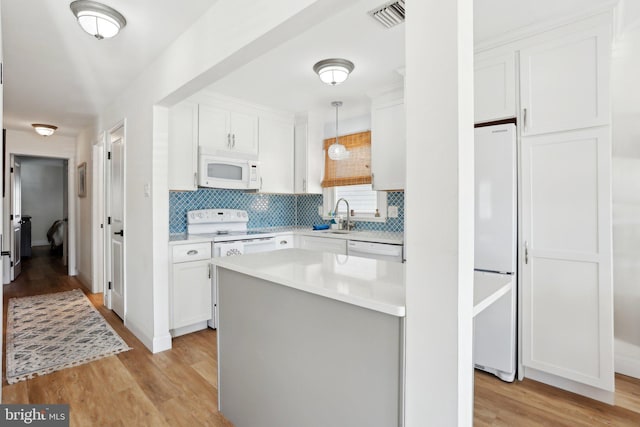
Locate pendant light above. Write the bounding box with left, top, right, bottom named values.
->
left=70, top=0, right=127, bottom=40
left=327, top=101, right=350, bottom=161
left=32, top=124, right=58, bottom=137
left=313, top=59, right=355, bottom=86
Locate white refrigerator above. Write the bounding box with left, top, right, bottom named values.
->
left=473, top=123, right=517, bottom=382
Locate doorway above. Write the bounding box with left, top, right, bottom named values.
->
left=9, top=156, right=69, bottom=281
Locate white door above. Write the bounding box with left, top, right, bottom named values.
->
left=108, top=126, right=126, bottom=319
left=10, top=157, right=22, bottom=280
left=169, top=101, right=199, bottom=191
left=92, top=140, right=105, bottom=293
left=62, top=160, right=68, bottom=266
left=521, top=127, right=614, bottom=392
left=519, top=25, right=610, bottom=136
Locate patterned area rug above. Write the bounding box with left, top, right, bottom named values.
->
left=6, top=289, right=131, bottom=384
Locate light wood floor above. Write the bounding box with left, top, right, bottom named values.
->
left=3, top=247, right=640, bottom=426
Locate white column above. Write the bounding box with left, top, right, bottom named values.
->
left=404, top=0, right=475, bottom=425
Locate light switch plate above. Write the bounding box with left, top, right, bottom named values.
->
left=388, top=206, right=399, bottom=218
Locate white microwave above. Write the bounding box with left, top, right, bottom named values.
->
left=198, top=153, right=260, bottom=190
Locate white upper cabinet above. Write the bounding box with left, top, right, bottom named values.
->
left=519, top=24, right=611, bottom=136
left=168, top=101, right=199, bottom=191
left=294, top=112, right=323, bottom=194
left=474, top=51, right=516, bottom=123
left=259, top=115, right=294, bottom=193
left=371, top=90, right=405, bottom=191
left=198, top=103, right=258, bottom=157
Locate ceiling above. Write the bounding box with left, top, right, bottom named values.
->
left=2, top=0, right=617, bottom=136
left=1, top=0, right=218, bottom=136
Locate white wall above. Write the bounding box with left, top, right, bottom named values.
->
left=20, top=158, right=65, bottom=245
left=81, top=0, right=358, bottom=353
left=612, top=0, right=640, bottom=378
left=75, top=127, right=97, bottom=289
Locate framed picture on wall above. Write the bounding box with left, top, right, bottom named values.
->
left=78, top=162, right=87, bottom=197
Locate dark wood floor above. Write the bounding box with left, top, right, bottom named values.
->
left=2, top=246, right=640, bottom=426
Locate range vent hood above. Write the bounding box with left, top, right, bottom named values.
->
left=369, top=0, right=405, bottom=29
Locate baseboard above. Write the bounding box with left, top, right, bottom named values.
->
left=76, top=271, right=92, bottom=291
left=152, top=333, right=172, bottom=354
left=170, top=321, right=208, bottom=338
left=31, top=240, right=49, bottom=246
left=524, top=367, right=615, bottom=404
left=615, top=339, right=640, bottom=379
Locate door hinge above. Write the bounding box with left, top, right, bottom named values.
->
left=108, top=217, right=111, bottom=225
left=100, top=224, right=104, bottom=229
left=108, top=281, right=112, bottom=290
left=10, top=214, right=13, bottom=220
left=108, top=151, right=112, bottom=160
left=10, top=261, right=14, bottom=267
left=10, top=167, right=13, bottom=173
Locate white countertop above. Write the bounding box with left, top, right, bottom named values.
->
left=473, top=271, right=513, bottom=317
left=213, top=248, right=406, bottom=317
left=170, top=227, right=404, bottom=245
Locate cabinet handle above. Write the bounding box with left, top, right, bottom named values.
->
left=371, top=173, right=375, bottom=189
left=232, top=134, right=236, bottom=148
left=260, top=177, right=263, bottom=190
left=208, top=263, right=212, bottom=279
left=194, top=172, right=197, bottom=188
left=524, top=241, right=529, bottom=264
left=227, top=133, right=231, bottom=148
left=280, top=240, right=288, bottom=245
left=187, top=250, right=198, bottom=255
left=303, top=178, right=306, bottom=193
left=523, top=108, right=528, bottom=130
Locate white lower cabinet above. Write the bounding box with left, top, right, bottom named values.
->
left=275, top=234, right=294, bottom=249
left=170, top=242, right=212, bottom=335
left=521, top=127, right=614, bottom=397
left=297, top=235, right=346, bottom=255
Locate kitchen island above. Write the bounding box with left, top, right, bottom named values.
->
left=212, top=248, right=405, bottom=427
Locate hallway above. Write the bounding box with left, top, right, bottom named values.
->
left=2, top=246, right=232, bottom=426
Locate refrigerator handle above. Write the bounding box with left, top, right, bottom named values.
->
left=524, top=240, right=529, bottom=264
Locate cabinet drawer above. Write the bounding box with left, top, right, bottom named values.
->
left=172, top=242, right=211, bottom=262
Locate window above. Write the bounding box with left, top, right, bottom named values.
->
left=323, top=184, right=387, bottom=222
left=319, top=130, right=386, bottom=221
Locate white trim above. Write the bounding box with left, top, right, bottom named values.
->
left=92, top=133, right=106, bottom=294
left=31, top=240, right=49, bottom=247
left=322, top=186, right=388, bottom=223
left=123, top=317, right=171, bottom=353
left=475, top=2, right=618, bottom=52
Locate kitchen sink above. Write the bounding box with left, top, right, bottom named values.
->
left=321, top=230, right=351, bottom=234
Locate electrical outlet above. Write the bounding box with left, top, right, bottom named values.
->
left=318, top=206, right=323, bottom=216
left=388, top=206, right=399, bottom=218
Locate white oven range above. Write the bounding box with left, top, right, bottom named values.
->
left=187, top=209, right=276, bottom=328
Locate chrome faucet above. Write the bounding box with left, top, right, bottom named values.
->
left=334, top=198, right=351, bottom=231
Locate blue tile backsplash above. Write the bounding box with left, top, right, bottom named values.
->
left=169, top=189, right=404, bottom=234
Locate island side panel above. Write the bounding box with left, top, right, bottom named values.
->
left=217, top=268, right=403, bottom=427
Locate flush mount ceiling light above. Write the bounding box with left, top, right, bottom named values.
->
left=328, top=101, right=350, bottom=161
left=32, top=124, right=58, bottom=137
left=313, top=58, right=355, bottom=86
left=70, top=0, right=127, bottom=40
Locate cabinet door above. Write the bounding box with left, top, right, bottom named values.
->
left=520, top=25, right=610, bottom=136
left=521, top=128, right=613, bottom=392
left=294, top=113, right=323, bottom=194
left=474, top=52, right=516, bottom=123
left=230, top=111, right=259, bottom=156
left=199, top=104, right=231, bottom=152
left=298, top=235, right=346, bottom=255
left=168, top=102, right=199, bottom=191
left=259, top=117, right=294, bottom=193
left=171, top=260, right=212, bottom=329
left=371, top=100, right=405, bottom=190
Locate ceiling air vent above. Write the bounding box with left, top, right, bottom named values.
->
left=369, top=0, right=405, bottom=29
